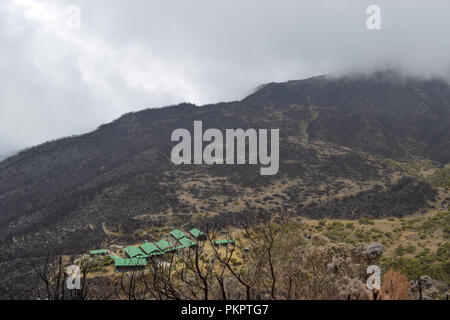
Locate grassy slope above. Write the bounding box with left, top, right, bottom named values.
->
left=300, top=208, right=449, bottom=284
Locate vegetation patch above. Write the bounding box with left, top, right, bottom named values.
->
left=382, top=243, right=450, bottom=285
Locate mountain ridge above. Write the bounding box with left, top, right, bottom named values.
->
left=0, top=71, right=449, bottom=298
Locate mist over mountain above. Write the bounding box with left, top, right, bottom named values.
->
left=0, top=153, right=9, bottom=162
left=2, top=1, right=450, bottom=159
left=0, top=71, right=449, bottom=298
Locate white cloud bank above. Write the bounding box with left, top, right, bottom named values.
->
left=0, top=0, right=449, bottom=158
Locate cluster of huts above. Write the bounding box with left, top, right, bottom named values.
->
left=90, top=228, right=234, bottom=272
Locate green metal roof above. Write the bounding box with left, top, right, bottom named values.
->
left=125, top=246, right=145, bottom=258
left=164, top=246, right=178, bottom=253
left=109, top=254, right=120, bottom=261
left=89, top=249, right=107, bottom=255
left=140, top=242, right=160, bottom=254
left=150, top=251, right=165, bottom=257
left=156, top=240, right=171, bottom=251
left=214, top=239, right=235, bottom=245
left=179, top=237, right=196, bottom=248
left=170, top=229, right=186, bottom=240
left=114, top=257, right=147, bottom=267
left=190, top=228, right=205, bottom=238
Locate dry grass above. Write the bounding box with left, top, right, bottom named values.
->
left=379, top=270, right=409, bottom=300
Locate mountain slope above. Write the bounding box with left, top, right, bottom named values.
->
left=0, top=72, right=449, bottom=298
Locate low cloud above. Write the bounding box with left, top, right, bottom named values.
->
left=1, top=0, right=449, bottom=159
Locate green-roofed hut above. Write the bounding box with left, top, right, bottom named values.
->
left=89, top=249, right=108, bottom=257
left=125, top=246, right=145, bottom=258
left=214, top=239, right=235, bottom=247
left=109, top=254, right=120, bottom=261
left=156, top=240, right=171, bottom=251
left=114, top=257, right=147, bottom=272
left=140, top=242, right=160, bottom=255
left=170, top=229, right=187, bottom=240
left=150, top=251, right=165, bottom=258
left=189, top=228, right=207, bottom=241
left=179, top=237, right=197, bottom=248
left=164, top=247, right=178, bottom=254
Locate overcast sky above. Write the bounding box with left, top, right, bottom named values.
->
left=1, top=0, right=449, bottom=159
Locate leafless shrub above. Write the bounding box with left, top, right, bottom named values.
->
left=380, top=270, right=409, bottom=300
